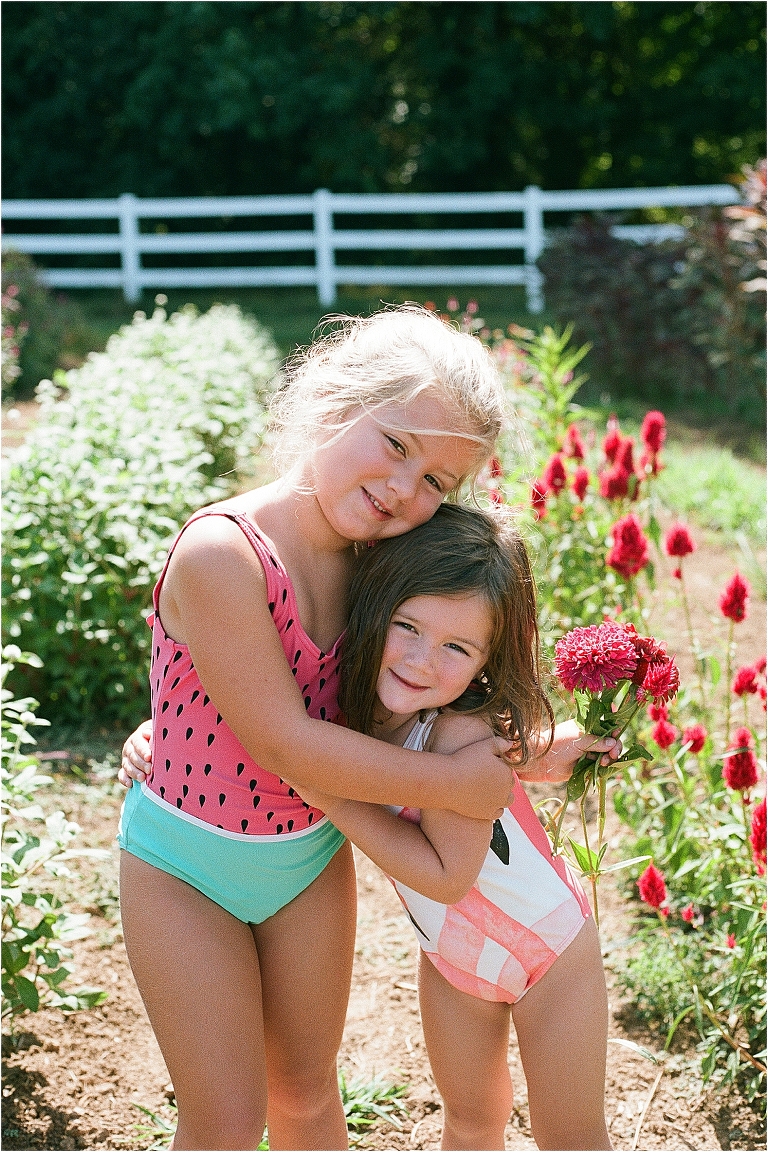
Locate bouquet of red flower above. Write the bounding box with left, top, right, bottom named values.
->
left=552, top=621, right=680, bottom=853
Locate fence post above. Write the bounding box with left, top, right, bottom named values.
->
left=313, top=188, right=336, bottom=306
left=523, top=184, right=545, bottom=313
left=118, top=192, right=141, bottom=303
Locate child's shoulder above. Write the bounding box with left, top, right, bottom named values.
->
left=426, top=710, right=495, bottom=756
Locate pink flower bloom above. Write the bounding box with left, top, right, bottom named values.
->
left=664, top=523, right=696, bottom=559
left=572, top=466, right=589, bottom=501
left=542, top=453, right=568, bottom=493
left=638, top=863, right=667, bottom=909
left=603, top=415, right=622, bottom=464
left=682, top=724, right=707, bottom=754
left=639, top=658, right=680, bottom=704
left=489, top=456, right=503, bottom=479
left=723, top=727, right=759, bottom=793
left=607, top=514, right=650, bottom=580
left=489, top=487, right=503, bottom=505
left=733, top=665, right=759, bottom=696
left=648, top=702, right=668, bottom=722
left=564, top=424, right=585, bottom=460
left=531, top=480, right=548, bottom=520
left=652, top=718, right=678, bottom=749
left=750, top=798, right=766, bottom=875
left=681, top=904, right=695, bottom=922
left=719, top=572, right=750, bottom=623
left=554, top=623, right=639, bottom=694
left=726, top=934, right=736, bottom=949
left=641, top=410, right=666, bottom=455
left=599, top=462, right=631, bottom=500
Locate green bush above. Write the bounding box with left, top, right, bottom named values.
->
left=2, top=302, right=281, bottom=726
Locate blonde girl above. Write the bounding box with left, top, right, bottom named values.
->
left=300, top=503, right=612, bottom=1151
left=118, top=306, right=618, bottom=1150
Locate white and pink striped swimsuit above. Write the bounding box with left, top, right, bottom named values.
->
left=388, top=712, right=591, bottom=1004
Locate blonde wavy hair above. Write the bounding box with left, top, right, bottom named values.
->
left=269, top=305, right=508, bottom=491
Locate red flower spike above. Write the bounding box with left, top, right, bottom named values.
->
left=531, top=480, right=548, bottom=520
left=682, top=724, right=707, bottom=754
left=733, top=665, right=759, bottom=696
left=719, top=572, right=750, bottom=623
left=750, top=798, right=766, bottom=875
left=726, top=934, right=736, bottom=949
left=607, top=513, right=650, bottom=580
left=652, top=718, right=678, bottom=749
left=648, top=702, right=668, bottom=722
left=489, top=456, right=503, bottom=479
left=554, top=623, right=638, bottom=694
left=723, top=727, right=759, bottom=793
left=489, top=488, right=503, bottom=505
left=641, top=410, right=666, bottom=455
left=638, top=863, right=667, bottom=909
left=640, top=658, right=680, bottom=704
left=603, top=415, right=622, bottom=464
left=617, top=437, right=635, bottom=475
left=599, top=463, right=631, bottom=501
left=681, top=904, right=695, bottom=923
left=572, top=466, right=589, bottom=501
left=564, top=424, right=585, bottom=461
left=672, top=566, right=682, bottom=580
left=664, top=523, right=696, bottom=559
left=542, top=453, right=568, bottom=493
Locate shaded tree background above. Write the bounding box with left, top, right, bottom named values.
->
left=2, top=0, right=765, bottom=199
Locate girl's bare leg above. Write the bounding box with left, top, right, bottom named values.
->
left=418, top=951, right=513, bottom=1150
left=255, top=841, right=357, bottom=1151
left=511, top=917, right=612, bottom=1150
left=119, top=851, right=269, bottom=1150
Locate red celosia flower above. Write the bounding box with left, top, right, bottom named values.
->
left=603, top=415, right=622, bottom=464
left=554, top=622, right=638, bottom=693
left=722, top=727, right=759, bottom=792
left=750, top=798, right=766, bottom=875
left=719, top=572, right=750, bottom=623
left=542, top=452, right=568, bottom=493
left=639, top=449, right=662, bottom=477
left=572, top=466, right=589, bottom=501
left=638, top=863, right=667, bottom=909
left=641, top=410, right=666, bottom=455
left=672, top=566, right=682, bottom=580
left=652, top=718, right=678, bottom=749
left=617, top=437, right=635, bottom=475
left=682, top=724, right=708, bottom=754
left=564, top=424, right=585, bottom=460
left=664, top=523, right=696, bottom=559
left=639, top=658, right=680, bottom=704
left=726, top=934, right=736, bottom=949
left=489, top=487, right=503, bottom=505
left=733, top=665, right=759, bottom=696
left=755, top=656, right=767, bottom=675
left=681, top=904, right=695, bottom=922
left=607, top=514, right=650, bottom=580
left=531, top=480, right=548, bottom=520
left=599, top=463, right=631, bottom=501
left=489, top=456, right=503, bottom=479
left=648, top=701, right=668, bottom=722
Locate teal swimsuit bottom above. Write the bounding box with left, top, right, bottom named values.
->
left=117, top=781, right=346, bottom=924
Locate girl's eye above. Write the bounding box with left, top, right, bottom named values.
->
left=424, top=474, right=443, bottom=492
left=446, top=643, right=470, bottom=656
left=386, top=435, right=406, bottom=456
left=393, top=620, right=416, bottom=633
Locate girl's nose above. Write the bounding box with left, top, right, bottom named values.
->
left=387, top=462, right=419, bottom=502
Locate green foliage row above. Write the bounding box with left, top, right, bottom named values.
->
left=2, top=2, right=764, bottom=199
left=2, top=302, right=281, bottom=726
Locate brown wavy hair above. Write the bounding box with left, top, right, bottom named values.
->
left=339, top=503, right=553, bottom=763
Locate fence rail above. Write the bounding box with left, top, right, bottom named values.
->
left=2, top=185, right=740, bottom=312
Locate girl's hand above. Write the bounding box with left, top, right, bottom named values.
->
left=118, top=720, right=153, bottom=787
left=517, top=719, right=622, bottom=784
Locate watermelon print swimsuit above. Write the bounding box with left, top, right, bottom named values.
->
left=388, top=712, right=591, bottom=1003
left=117, top=508, right=347, bottom=923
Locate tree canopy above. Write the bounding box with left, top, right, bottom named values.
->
left=2, top=1, right=765, bottom=198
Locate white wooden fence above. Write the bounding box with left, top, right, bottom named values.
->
left=1, top=185, right=740, bottom=313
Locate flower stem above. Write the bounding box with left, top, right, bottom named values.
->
left=581, top=792, right=600, bottom=930
left=679, top=567, right=707, bottom=709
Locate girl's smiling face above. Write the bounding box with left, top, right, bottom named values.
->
left=375, top=592, right=494, bottom=726
left=310, top=393, right=485, bottom=546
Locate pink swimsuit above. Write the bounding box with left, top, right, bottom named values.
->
left=389, top=712, right=591, bottom=1003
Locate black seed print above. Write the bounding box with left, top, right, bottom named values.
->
left=253, top=795, right=260, bottom=808
left=288, top=787, right=295, bottom=798
left=270, top=555, right=279, bottom=568
left=304, top=696, right=311, bottom=707
left=286, top=618, right=294, bottom=631
left=156, top=678, right=160, bottom=692
left=236, top=763, right=245, bottom=776
left=241, top=820, right=248, bottom=832
left=219, top=793, right=226, bottom=806
left=302, top=801, right=309, bottom=809
left=165, top=759, right=171, bottom=771
left=320, top=708, right=326, bottom=720
left=287, top=820, right=294, bottom=831
left=216, top=713, right=222, bottom=725
left=182, top=785, right=189, bottom=798
left=163, top=728, right=168, bottom=740
left=186, top=727, right=193, bottom=740
left=276, top=824, right=283, bottom=834
left=161, top=700, right=169, bottom=713
left=281, top=587, right=287, bottom=603
left=217, top=824, right=223, bottom=829
left=302, top=684, right=309, bottom=693
left=191, top=690, right=200, bottom=703
left=319, top=678, right=326, bottom=690
left=203, top=695, right=210, bottom=707
left=207, top=733, right=215, bottom=747
left=307, top=812, right=314, bottom=824
left=156, top=646, right=160, bottom=658
left=199, top=794, right=206, bottom=807
left=185, top=763, right=192, bottom=776
left=173, top=650, right=183, bottom=663
left=249, top=779, right=257, bottom=792
left=176, top=798, right=182, bottom=809
left=176, top=704, right=184, bottom=717
left=291, top=668, right=297, bottom=677
left=160, top=786, right=165, bottom=798
left=266, top=811, right=274, bottom=821
left=268, top=601, right=275, bottom=613
left=204, top=763, right=212, bottom=775
left=164, top=664, right=169, bottom=677
left=293, top=650, right=301, bottom=665
left=171, top=677, right=180, bottom=690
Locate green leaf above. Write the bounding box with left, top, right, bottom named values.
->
left=567, top=837, right=600, bottom=874
left=14, top=974, right=40, bottom=1011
